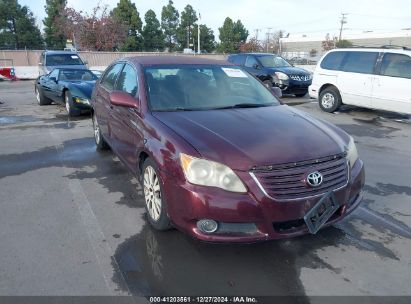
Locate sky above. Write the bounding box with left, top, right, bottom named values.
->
left=20, top=0, right=411, bottom=40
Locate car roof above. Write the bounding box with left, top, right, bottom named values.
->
left=44, top=51, right=80, bottom=55
left=230, top=53, right=278, bottom=56
left=327, top=48, right=411, bottom=55
left=123, top=56, right=232, bottom=66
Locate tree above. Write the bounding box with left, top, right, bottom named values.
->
left=161, top=0, right=179, bottom=51
left=43, top=0, right=67, bottom=49
left=336, top=39, right=353, bottom=48
left=55, top=5, right=127, bottom=51
left=239, top=37, right=262, bottom=53
left=218, top=17, right=249, bottom=53
left=176, top=5, right=198, bottom=50
left=322, top=33, right=336, bottom=51
left=111, top=0, right=143, bottom=51
left=192, top=24, right=216, bottom=53
left=142, top=10, right=165, bottom=51
left=0, top=0, right=43, bottom=49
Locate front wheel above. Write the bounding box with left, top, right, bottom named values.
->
left=64, top=90, right=81, bottom=117
left=92, top=113, right=109, bottom=150
left=142, top=158, right=171, bottom=231
left=319, top=87, right=342, bottom=113
left=35, top=85, right=52, bottom=105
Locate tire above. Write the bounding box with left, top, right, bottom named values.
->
left=319, top=87, right=342, bottom=113
left=142, top=158, right=172, bottom=231
left=64, top=90, right=81, bottom=117
left=92, top=112, right=109, bottom=150
left=295, top=93, right=307, bottom=98
left=35, top=85, right=52, bottom=105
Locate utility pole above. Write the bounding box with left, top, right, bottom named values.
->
left=339, top=13, right=348, bottom=41
left=198, top=11, right=201, bottom=54
left=187, top=26, right=190, bottom=49
left=266, top=27, right=272, bottom=53
left=254, top=28, right=261, bottom=40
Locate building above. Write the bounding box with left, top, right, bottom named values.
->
left=279, top=29, right=411, bottom=60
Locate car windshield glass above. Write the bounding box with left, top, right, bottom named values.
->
left=145, top=65, right=280, bottom=111
left=257, top=55, right=292, bottom=68
left=46, top=54, right=84, bottom=66
left=59, top=69, right=96, bottom=81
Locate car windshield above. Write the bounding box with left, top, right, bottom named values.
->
left=46, top=54, right=84, bottom=66
left=145, top=65, right=280, bottom=111
left=257, top=55, right=292, bottom=68
left=58, top=69, right=97, bottom=81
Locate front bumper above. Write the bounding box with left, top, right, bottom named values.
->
left=72, top=97, right=92, bottom=111
left=162, top=159, right=365, bottom=243
left=275, top=79, right=312, bottom=95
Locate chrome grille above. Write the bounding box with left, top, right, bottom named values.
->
left=251, top=154, right=348, bottom=200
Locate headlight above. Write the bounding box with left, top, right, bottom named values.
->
left=180, top=153, right=247, bottom=193
left=346, top=136, right=359, bottom=168
left=274, top=72, right=289, bottom=81
left=74, top=97, right=90, bottom=105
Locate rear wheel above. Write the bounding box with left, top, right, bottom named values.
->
left=64, top=90, right=81, bottom=117
left=35, top=85, right=52, bottom=105
left=142, top=158, right=171, bottom=231
left=92, top=113, right=109, bottom=150
left=319, top=87, right=342, bottom=113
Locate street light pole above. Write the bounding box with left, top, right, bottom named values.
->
left=198, top=11, right=201, bottom=54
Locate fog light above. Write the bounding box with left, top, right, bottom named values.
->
left=197, top=219, right=218, bottom=234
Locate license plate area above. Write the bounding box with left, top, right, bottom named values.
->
left=304, top=191, right=340, bottom=234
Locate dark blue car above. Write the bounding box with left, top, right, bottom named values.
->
left=35, top=68, right=98, bottom=116
left=228, top=53, right=312, bottom=97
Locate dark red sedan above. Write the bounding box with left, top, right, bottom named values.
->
left=91, top=56, right=364, bottom=242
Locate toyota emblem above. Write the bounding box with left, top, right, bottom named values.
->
left=307, top=171, right=323, bottom=187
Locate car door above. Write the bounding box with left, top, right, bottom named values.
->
left=42, top=69, right=59, bottom=100
left=244, top=55, right=264, bottom=79
left=372, top=52, right=411, bottom=114
left=110, top=63, right=143, bottom=172
left=337, top=51, right=379, bottom=108
left=94, top=63, right=124, bottom=143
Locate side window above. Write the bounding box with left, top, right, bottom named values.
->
left=245, top=56, right=259, bottom=68
left=49, top=69, right=59, bottom=79
left=230, top=55, right=245, bottom=66
left=320, top=51, right=346, bottom=70
left=101, top=63, right=124, bottom=91
left=380, top=53, right=411, bottom=79
left=116, top=64, right=138, bottom=96
left=342, top=51, right=378, bottom=74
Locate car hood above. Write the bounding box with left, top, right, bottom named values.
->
left=65, top=81, right=95, bottom=99
left=267, top=66, right=311, bottom=75
left=153, top=105, right=349, bottom=171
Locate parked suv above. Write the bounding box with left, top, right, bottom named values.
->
left=228, top=53, right=312, bottom=97
left=38, top=51, right=87, bottom=75
left=309, top=48, right=411, bottom=114
left=91, top=56, right=364, bottom=242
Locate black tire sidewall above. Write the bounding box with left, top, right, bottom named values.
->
left=142, top=158, right=171, bottom=231
left=92, top=113, right=109, bottom=150
left=319, top=88, right=342, bottom=113
left=36, top=85, right=51, bottom=105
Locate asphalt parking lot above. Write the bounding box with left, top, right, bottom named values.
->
left=0, top=81, right=411, bottom=299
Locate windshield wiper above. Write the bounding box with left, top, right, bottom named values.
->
left=212, top=103, right=275, bottom=110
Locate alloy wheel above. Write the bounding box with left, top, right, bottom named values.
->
left=143, top=166, right=162, bottom=221
left=35, top=87, right=40, bottom=104
left=93, top=114, right=100, bottom=144
left=65, top=94, right=70, bottom=113
left=322, top=92, right=335, bottom=109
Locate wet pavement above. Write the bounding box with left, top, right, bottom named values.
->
left=0, top=81, right=411, bottom=299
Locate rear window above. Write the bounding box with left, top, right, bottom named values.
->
left=380, top=53, right=411, bottom=79
left=341, top=51, right=378, bottom=74
left=320, top=51, right=346, bottom=70
left=46, top=54, right=84, bottom=66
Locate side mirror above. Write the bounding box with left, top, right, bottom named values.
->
left=50, top=77, right=57, bottom=83
left=109, top=91, right=139, bottom=109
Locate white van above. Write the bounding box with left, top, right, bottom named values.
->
left=309, top=48, right=411, bottom=114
